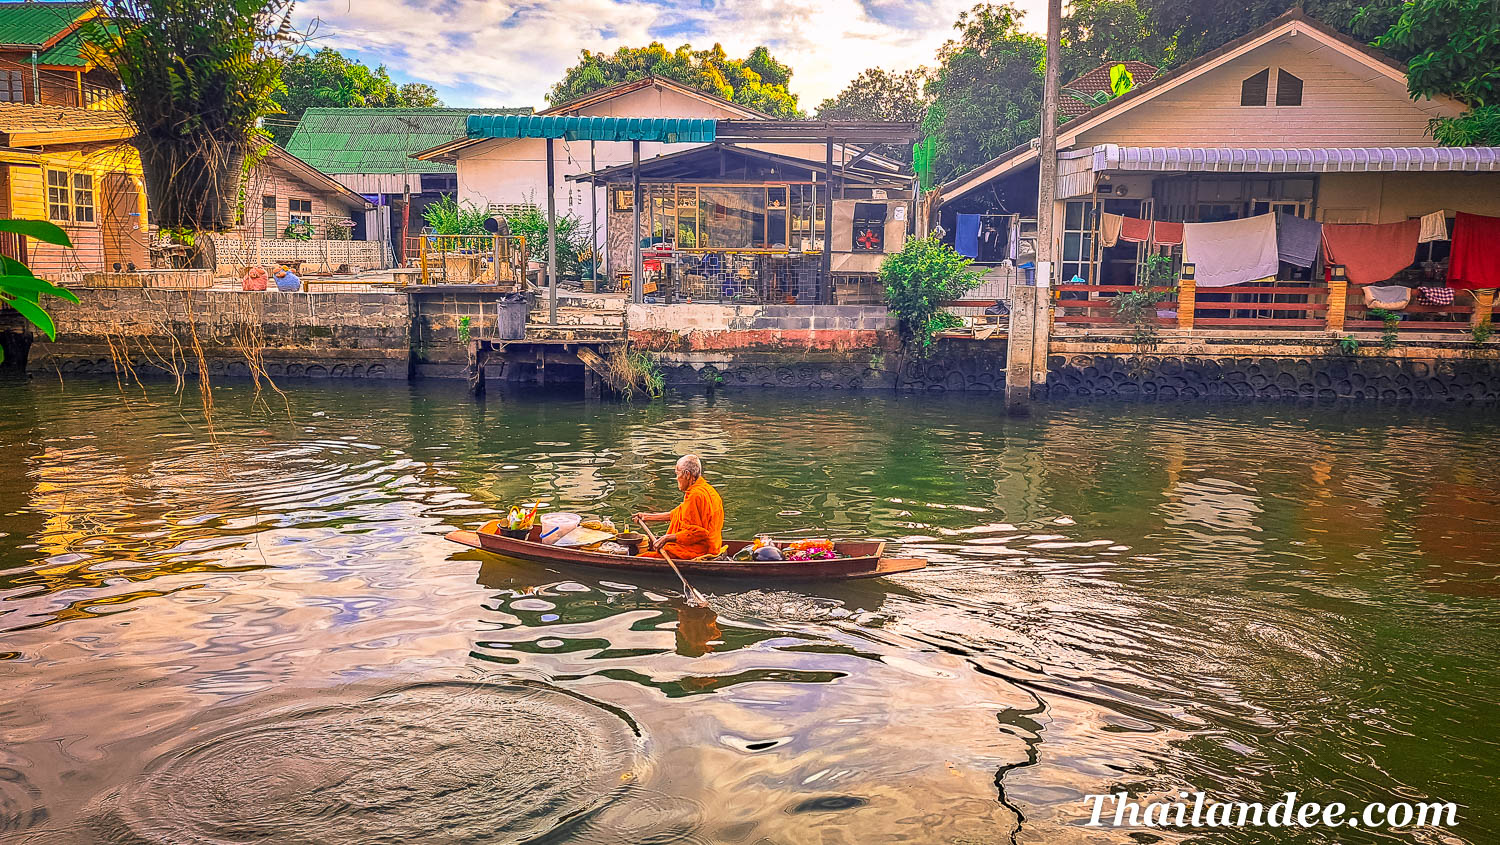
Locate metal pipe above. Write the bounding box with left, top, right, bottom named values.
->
left=589, top=140, right=598, bottom=288
left=632, top=140, right=643, bottom=303
left=546, top=137, right=558, bottom=324
left=822, top=138, right=834, bottom=301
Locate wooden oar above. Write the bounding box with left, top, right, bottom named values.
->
left=636, top=517, right=710, bottom=608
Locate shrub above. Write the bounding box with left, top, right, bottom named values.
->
left=879, top=236, right=982, bottom=355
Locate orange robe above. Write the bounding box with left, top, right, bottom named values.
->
left=644, top=478, right=723, bottom=560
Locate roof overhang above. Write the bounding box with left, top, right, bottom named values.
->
left=1092, top=144, right=1500, bottom=173
left=466, top=114, right=717, bottom=143
left=0, top=125, right=135, bottom=146
left=566, top=141, right=907, bottom=185
left=715, top=120, right=920, bottom=145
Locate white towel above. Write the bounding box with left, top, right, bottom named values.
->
left=1181, top=214, right=1280, bottom=288
left=1100, top=212, right=1124, bottom=248
left=1418, top=210, right=1449, bottom=243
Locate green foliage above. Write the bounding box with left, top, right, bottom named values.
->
left=86, top=1, right=296, bottom=232
left=282, top=221, right=313, bottom=240
left=1111, top=253, right=1175, bottom=348
left=0, top=220, right=79, bottom=361
left=1336, top=334, right=1361, bottom=356
left=880, top=236, right=983, bottom=355
left=1368, top=307, right=1402, bottom=349
left=816, top=68, right=930, bottom=163
left=548, top=43, right=802, bottom=118
left=923, top=3, right=1046, bottom=183
left=630, top=351, right=665, bottom=399
left=501, top=202, right=590, bottom=278
left=1471, top=320, right=1493, bottom=347
left=1062, top=0, right=1174, bottom=78
left=270, top=48, right=444, bottom=144
left=1375, top=0, right=1500, bottom=145
left=422, top=195, right=491, bottom=236
left=698, top=367, right=723, bottom=390
left=1109, top=63, right=1135, bottom=96
left=457, top=316, right=472, bottom=344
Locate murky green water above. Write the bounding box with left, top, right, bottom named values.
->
left=1, top=378, right=1497, bottom=843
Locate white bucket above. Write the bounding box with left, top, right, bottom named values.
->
left=537, top=512, right=582, bottom=544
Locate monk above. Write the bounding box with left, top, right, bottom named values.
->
left=633, top=454, right=724, bottom=561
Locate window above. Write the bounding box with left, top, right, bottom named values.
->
left=72, top=173, right=94, bottom=223
left=851, top=202, right=888, bottom=253
left=0, top=70, right=22, bottom=103
left=1240, top=68, right=1269, bottom=106
left=261, top=195, right=277, bottom=239
left=47, top=169, right=71, bottom=222
left=288, top=198, right=312, bottom=226
left=1059, top=199, right=1098, bottom=289
left=1275, top=70, right=1303, bottom=106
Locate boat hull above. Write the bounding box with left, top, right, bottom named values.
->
left=444, top=530, right=926, bottom=581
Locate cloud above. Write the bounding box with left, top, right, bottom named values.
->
left=297, top=0, right=1048, bottom=110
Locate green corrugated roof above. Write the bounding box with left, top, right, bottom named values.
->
left=467, top=115, right=716, bottom=143
left=36, top=26, right=89, bottom=66
left=0, top=2, right=91, bottom=48
left=285, top=107, right=532, bottom=175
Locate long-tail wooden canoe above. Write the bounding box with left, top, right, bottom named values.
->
left=444, top=526, right=926, bottom=581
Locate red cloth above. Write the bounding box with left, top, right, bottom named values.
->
left=1320, top=219, right=1419, bottom=285
left=1448, top=212, right=1500, bottom=290
left=1151, top=220, right=1184, bottom=246
left=1119, top=216, right=1152, bottom=243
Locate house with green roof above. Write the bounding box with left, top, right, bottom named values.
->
left=0, top=1, right=120, bottom=108
left=285, top=107, right=530, bottom=260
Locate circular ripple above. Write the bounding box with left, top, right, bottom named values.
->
left=92, top=682, right=637, bottom=844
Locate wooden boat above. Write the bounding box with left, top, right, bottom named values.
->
left=444, top=526, right=926, bottom=581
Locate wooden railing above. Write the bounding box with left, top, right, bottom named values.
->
left=1053, top=282, right=1178, bottom=327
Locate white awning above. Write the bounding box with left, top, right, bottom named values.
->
left=1091, top=144, right=1500, bottom=173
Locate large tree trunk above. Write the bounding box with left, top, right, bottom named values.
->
left=136, top=135, right=248, bottom=233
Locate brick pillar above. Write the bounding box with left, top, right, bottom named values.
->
left=1326, top=265, right=1348, bottom=333
left=1177, top=264, right=1196, bottom=331
left=1471, top=289, right=1495, bottom=328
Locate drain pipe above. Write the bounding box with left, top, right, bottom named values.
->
left=31, top=51, right=40, bottom=104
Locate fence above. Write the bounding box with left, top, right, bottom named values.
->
left=207, top=236, right=389, bottom=276
left=408, top=234, right=528, bottom=286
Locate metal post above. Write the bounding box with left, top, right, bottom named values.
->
left=1007, top=0, right=1061, bottom=413
left=589, top=140, right=598, bottom=287
left=822, top=138, right=834, bottom=301
left=631, top=140, right=643, bottom=303
left=546, top=137, right=558, bottom=324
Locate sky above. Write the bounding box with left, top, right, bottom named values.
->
left=297, top=0, right=1049, bottom=111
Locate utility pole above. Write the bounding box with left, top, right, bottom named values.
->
left=546, top=137, right=558, bottom=324
left=1007, top=0, right=1061, bottom=413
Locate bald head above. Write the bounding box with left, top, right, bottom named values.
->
left=674, top=455, right=702, bottom=490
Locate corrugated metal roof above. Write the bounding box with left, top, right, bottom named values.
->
left=466, top=115, right=717, bottom=143
left=35, top=26, right=90, bottom=66
left=285, top=107, right=532, bottom=176
left=1093, top=144, right=1500, bottom=172
left=0, top=2, right=90, bottom=47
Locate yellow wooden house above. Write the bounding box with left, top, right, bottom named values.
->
left=0, top=103, right=148, bottom=281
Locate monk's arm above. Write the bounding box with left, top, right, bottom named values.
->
left=670, top=493, right=713, bottom=545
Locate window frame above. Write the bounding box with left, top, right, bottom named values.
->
left=72, top=172, right=95, bottom=224
left=0, top=70, right=23, bottom=103
left=287, top=197, right=313, bottom=229
left=46, top=168, right=71, bottom=223
left=1240, top=68, right=1270, bottom=107
left=1275, top=70, right=1303, bottom=107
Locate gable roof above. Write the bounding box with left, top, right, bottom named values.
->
left=0, top=1, right=93, bottom=48
left=542, top=75, right=774, bottom=120
left=414, top=75, right=775, bottom=163
left=0, top=101, right=133, bottom=145
left=285, top=107, right=532, bottom=176
left=567, top=141, right=907, bottom=186
left=1060, top=61, right=1159, bottom=117
left=259, top=144, right=372, bottom=211
left=940, top=9, right=1465, bottom=202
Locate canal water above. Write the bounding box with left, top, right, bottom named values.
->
left=1, top=378, right=1496, bottom=844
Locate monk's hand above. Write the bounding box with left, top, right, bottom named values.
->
left=654, top=533, right=676, bottom=551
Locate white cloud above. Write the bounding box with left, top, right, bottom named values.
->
left=297, top=0, right=1048, bottom=110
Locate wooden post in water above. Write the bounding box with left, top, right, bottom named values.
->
left=1325, top=264, right=1347, bottom=333
left=1178, top=264, right=1197, bottom=331
left=1007, top=0, right=1061, bottom=412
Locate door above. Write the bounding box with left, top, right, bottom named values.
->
left=102, top=173, right=148, bottom=271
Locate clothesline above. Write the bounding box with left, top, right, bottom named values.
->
left=1094, top=210, right=1498, bottom=290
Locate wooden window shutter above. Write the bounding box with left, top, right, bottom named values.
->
left=1240, top=69, right=1269, bottom=106
left=1275, top=70, right=1303, bottom=106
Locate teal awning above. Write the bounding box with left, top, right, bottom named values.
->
left=465, top=115, right=716, bottom=143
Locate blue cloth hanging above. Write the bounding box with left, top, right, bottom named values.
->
left=954, top=214, right=981, bottom=258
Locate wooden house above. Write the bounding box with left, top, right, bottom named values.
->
left=0, top=1, right=120, bottom=109
left=937, top=10, right=1500, bottom=333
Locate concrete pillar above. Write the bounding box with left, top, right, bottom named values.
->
left=1177, top=265, right=1196, bottom=331
left=1325, top=264, right=1348, bottom=333
left=1005, top=285, right=1038, bottom=411
left=1470, top=289, right=1494, bottom=328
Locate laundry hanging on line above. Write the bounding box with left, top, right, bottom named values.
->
left=1418, top=210, right=1449, bottom=244
left=1275, top=212, right=1322, bottom=269
left=1118, top=216, right=1153, bottom=243
left=1181, top=214, right=1280, bottom=288
left=1320, top=219, right=1420, bottom=286
left=1448, top=211, right=1500, bottom=290
left=954, top=213, right=980, bottom=259
left=1100, top=213, right=1124, bottom=248
left=1150, top=220, right=1184, bottom=247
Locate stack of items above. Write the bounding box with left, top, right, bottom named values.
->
left=732, top=536, right=841, bottom=562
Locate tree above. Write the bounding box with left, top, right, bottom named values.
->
left=1374, top=0, right=1500, bottom=145
left=547, top=43, right=802, bottom=118
left=923, top=3, right=1046, bottom=182
left=817, top=68, right=930, bottom=163
left=271, top=48, right=445, bottom=143
left=1061, top=0, right=1173, bottom=79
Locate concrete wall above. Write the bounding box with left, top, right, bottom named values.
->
left=27, top=288, right=411, bottom=380
left=1316, top=172, right=1500, bottom=224
left=627, top=303, right=896, bottom=353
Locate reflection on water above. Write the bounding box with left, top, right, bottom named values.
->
left=1, top=378, right=1498, bottom=843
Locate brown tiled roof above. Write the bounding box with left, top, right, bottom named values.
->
left=0, top=102, right=135, bottom=145
left=1059, top=61, right=1159, bottom=117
